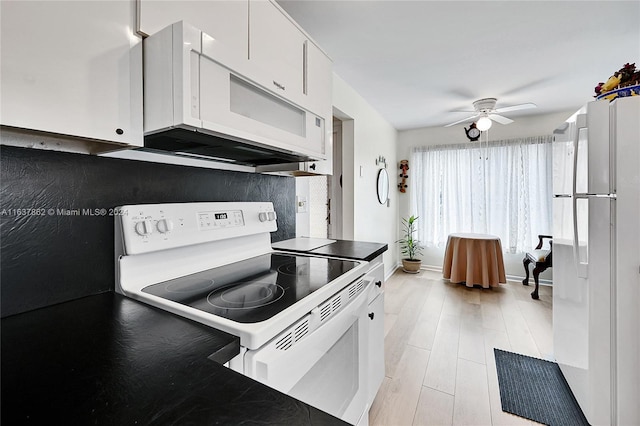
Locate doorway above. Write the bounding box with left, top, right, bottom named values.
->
left=307, top=116, right=343, bottom=239
left=329, top=117, right=343, bottom=239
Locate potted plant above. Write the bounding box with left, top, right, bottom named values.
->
left=398, top=215, right=423, bottom=273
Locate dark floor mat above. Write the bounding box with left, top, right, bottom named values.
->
left=494, top=348, right=589, bottom=426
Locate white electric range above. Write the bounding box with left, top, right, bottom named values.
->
left=114, top=202, right=378, bottom=425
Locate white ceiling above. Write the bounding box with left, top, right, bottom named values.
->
left=276, top=0, right=640, bottom=131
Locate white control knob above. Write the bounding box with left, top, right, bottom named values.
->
left=156, top=219, right=174, bottom=234
left=268, top=211, right=276, bottom=221
left=259, top=212, right=268, bottom=222
left=134, top=220, right=154, bottom=236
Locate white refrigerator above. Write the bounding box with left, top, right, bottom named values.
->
left=552, top=95, right=639, bottom=425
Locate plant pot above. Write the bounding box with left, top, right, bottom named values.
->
left=402, top=259, right=421, bottom=274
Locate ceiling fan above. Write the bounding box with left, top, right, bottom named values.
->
left=444, top=98, right=537, bottom=129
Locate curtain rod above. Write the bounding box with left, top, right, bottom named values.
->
left=412, top=135, right=553, bottom=153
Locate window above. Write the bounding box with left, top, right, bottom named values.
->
left=411, top=136, right=553, bottom=253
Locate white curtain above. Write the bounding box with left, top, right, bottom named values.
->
left=411, top=136, right=553, bottom=253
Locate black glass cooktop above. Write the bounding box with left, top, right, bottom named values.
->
left=142, top=253, right=359, bottom=323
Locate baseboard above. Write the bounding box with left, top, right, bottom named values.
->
left=393, top=262, right=552, bottom=286
left=508, top=274, right=552, bottom=285
left=385, top=265, right=400, bottom=281
left=421, top=264, right=443, bottom=272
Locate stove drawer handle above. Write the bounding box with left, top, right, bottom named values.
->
left=375, top=280, right=382, bottom=288
left=368, top=312, right=375, bottom=320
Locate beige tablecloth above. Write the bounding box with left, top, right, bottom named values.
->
left=443, top=233, right=506, bottom=288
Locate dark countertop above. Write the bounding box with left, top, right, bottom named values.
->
left=1, top=292, right=347, bottom=425
left=275, top=239, right=388, bottom=262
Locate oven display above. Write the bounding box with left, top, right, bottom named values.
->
left=198, top=210, right=244, bottom=230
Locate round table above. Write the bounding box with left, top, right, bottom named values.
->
left=443, top=233, right=506, bottom=288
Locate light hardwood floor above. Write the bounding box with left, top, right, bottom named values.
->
left=369, top=269, right=552, bottom=426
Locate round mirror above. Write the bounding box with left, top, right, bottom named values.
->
left=377, top=168, right=389, bottom=204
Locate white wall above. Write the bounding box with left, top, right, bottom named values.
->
left=294, top=74, right=399, bottom=277
left=397, top=109, right=577, bottom=279
left=295, top=178, right=311, bottom=237
left=331, top=74, right=399, bottom=277
left=297, top=79, right=574, bottom=281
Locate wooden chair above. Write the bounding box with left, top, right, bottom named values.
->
left=522, top=235, right=552, bottom=300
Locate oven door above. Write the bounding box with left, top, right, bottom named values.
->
left=243, top=281, right=370, bottom=425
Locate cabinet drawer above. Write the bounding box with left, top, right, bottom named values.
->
left=365, top=262, right=385, bottom=304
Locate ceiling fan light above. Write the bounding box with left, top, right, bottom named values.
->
left=476, top=116, right=492, bottom=131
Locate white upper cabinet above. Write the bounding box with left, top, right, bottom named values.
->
left=247, top=1, right=333, bottom=119
left=248, top=0, right=333, bottom=175
left=305, top=41, right=333, bottom=122
left=138, top=0, right=249, bottom=72
left=138, top=0, right=331, bottom=121
left=139, top=0, right=333, bottom=174
left=0, top=1, right=143, bottom=147
left=248, top=0, right=306, bottom=108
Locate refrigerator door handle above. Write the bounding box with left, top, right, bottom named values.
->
left=572, top=197, right=587, bottom=278
left=572, top=114, right=589, bottom=278
left=572, top=113, right=588, bottom=197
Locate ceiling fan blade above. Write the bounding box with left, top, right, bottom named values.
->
left=446, top=88, right=477, bottom=100
left=488, top=114, right=514, bottom=125
left=494, top=102, right=537, bottom=113
left=444, top=114, right=480, bottom=127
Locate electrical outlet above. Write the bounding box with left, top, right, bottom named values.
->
left=296, top=196, right=308, bottom=213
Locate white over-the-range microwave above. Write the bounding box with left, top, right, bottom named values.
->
left=140, top=21, right=331, bottom=174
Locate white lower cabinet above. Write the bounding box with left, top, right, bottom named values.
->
left=367, top=291, right=385, bottom=405
left=365, top=260, right=385, bottom=406
left=0, top=1, right=143, bottom=147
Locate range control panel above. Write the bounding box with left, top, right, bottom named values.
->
left=117, top=202, right=277, bottom=255
left=198, top=210, right=245, bottom=230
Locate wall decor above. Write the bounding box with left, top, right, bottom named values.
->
left=464, top=122, right=481, bottom=141
left=375, top=155, right=387, bottom=168
left=375, top=155, right=389, bottom=205
left=376, top=168, right=389, bottom=204
left=398, top=160, right=409, bottom=193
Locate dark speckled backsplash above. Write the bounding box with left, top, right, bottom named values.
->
left=0, top=145, right=295, bottom=317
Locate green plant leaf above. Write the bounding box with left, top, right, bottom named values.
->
left=397, top=215, right=423, bottom=260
